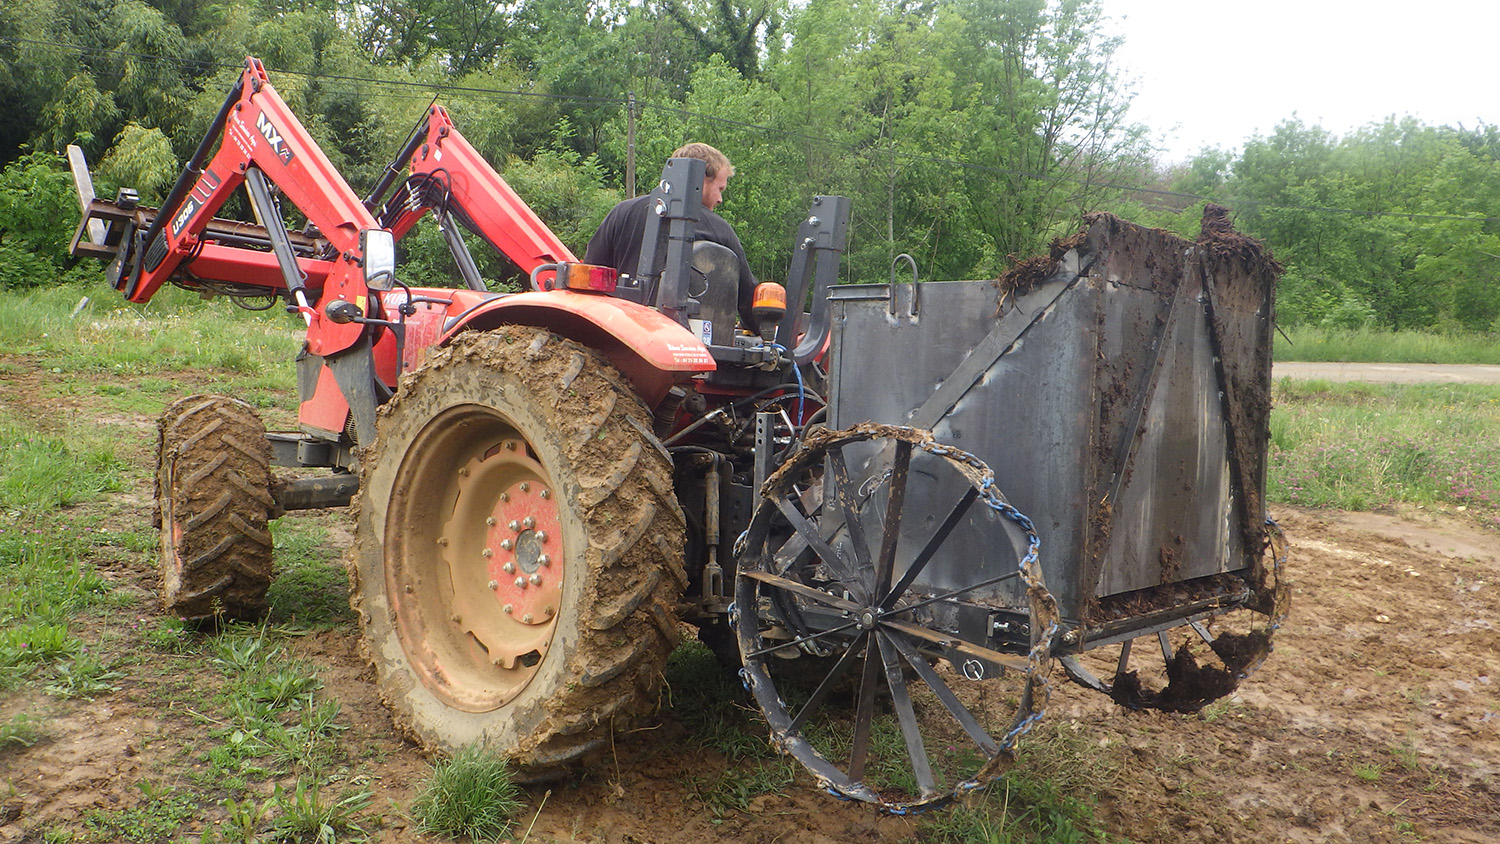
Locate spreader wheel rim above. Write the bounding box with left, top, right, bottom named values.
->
left=735, top=424, right=1056, bottom=812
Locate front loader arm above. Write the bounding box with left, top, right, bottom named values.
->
left=125, top=58, right=381, bottom=358
left=367, top=106, right=577, bottom=288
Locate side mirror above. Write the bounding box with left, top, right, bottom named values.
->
left=361, top=228, right=396, bottom=290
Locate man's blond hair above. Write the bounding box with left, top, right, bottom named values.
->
left=671, top=142, right=734, bottom=179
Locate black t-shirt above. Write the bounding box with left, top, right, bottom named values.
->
left=584, top=195, right=759, bottom=331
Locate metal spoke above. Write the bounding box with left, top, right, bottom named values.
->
left=873, top=440, right=912, bottom=600
left=789, top=630, right=869, bottom=734
left=773, top=494, right=868, bottom=603
left=880, top=487, right=980, bottom=610
left=877, top=630, right=937, bottom=796
left=741, top=570, right=861, bottom=613
left=1116, top=639, right=1134, bottom=677
left=883, top=628, right=999, bottom=756
left=889, top=566, right=1024, bottom=617
left=883, top=619, right=1031, bottom=673
left=744, top=617, right=862, bottom=660
left=847, top=633, right=882, bottom=782
left=1189, top=620, right=1214, bottom=644
left=827, top=445, right=876, bottom=596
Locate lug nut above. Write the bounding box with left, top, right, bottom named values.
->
left=486, top=516, right=496, bottom=526
left=535, top=531, right=547, bottom=543
left=538, top=554, right=550, bottom=567
left=544, top=607, right=555, bottom=617
left=529, top=573, right=542, bottom=585
left=508, top=520, right=520, bottom=532
left=514, top=577, right=527, bottom=589
left=499, top=492, right=510, bottom=502
left=500, top=539, right=514, bottom=550
left=522, top=516, right=535, bottom=529
left=505, top=441, right=517, bottom=450
left=487, top=580, right=498, bottom=590
left=502, top=562, right=515, bottom=574
left=502, top=604, right=513, bottom=614
left=540, top=489, right=550, bottom=499
left=482, top=548, right=494, bottom=558
left=457, top=467, right=468, bottom=476
left=522, top=614, right=533, bottom=623
left=519, top=482, right=530, bottom=492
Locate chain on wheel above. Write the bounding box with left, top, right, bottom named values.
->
left=734, top=424, right=1058, bottom=812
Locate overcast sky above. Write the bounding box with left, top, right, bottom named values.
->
left=1105, top=0, right=1499, bottom=163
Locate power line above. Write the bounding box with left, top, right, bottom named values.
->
left=6, top=35, right=1500, bottom=224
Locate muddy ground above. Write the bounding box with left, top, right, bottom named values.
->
left=0, top=358, right=1497, bottom=843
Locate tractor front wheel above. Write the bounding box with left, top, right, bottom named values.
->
left=351, top=328, right=686, bottom=772
left=155, top=395, right=276, bottom=621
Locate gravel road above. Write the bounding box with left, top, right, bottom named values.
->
left=1273, top=362, right=1500, bottom=384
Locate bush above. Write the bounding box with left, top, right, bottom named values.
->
left=0, top=151, right=78, bottom=287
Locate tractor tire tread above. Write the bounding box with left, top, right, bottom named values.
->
left=350, top=327, right=685, bottom=772
left=157, top=395, right=274, bottom=621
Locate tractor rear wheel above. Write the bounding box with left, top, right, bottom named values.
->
left=156, top=395, right=276, bottom=621
left=351, top=328, right=686, bottom=772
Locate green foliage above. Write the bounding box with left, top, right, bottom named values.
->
left=97, top=123, right=178, bottom=202
left=411, top=744, right=525, bottom=841
left=143, top=617, right=196, bottom=653
left=0, top=527, right=112, bottom=629
left=81, top=784, right=198, bottom=843
left=267, top=777, right=371, bottom=841
left=922, top=722, right=1121, bottom=844
left=45, top=652, right=124, bottom=699
left=0, top=152, right=78, bottom=287
left=663, top=639, right=773, bottom=761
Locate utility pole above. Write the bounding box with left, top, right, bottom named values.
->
left=626, top=92, right=637, bottom=199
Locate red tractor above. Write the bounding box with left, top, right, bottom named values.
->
left=73, top=55, right=845, bottom=783
left=73, top=59, right=1285, bottom=812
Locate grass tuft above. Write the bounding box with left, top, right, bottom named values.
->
left=0, top=711, right=45, bottom=750
left=267, top=778, right=372, bottom=842
left=411, top=744, right=526, bottom=842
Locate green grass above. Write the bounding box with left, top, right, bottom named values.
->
left=920, top=722, right=1123, bottom=844
left=1274, top=326, right=1500, bottom=364
left=267, top=520, right=355, bottom=627
left=266, top=778, right=372, bottom=842
left=411, top=744, right=526, bottom=841
left=79, top=783, right=199, bottom=843
left=0, top=428, right=124, bottom=512
left=1268, top=381, right=1500, bottom=525
left=662, top=639, right=775, bottom=762
left=4, top=277, right=297, bottom=371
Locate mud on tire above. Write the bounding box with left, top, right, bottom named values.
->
left=350, top=328, right=686, bottom=772
left=156, top=395, right=275, bottom=621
